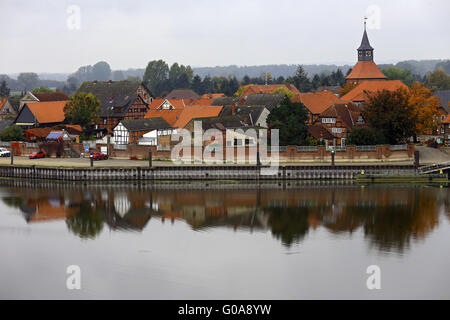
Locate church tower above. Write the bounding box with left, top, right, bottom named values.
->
left=357, top=21, right=374, bottom=62
left=345, top=19, right=386, bottom=84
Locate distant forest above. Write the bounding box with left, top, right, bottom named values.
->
left=1, top=59, right=449, bottom=93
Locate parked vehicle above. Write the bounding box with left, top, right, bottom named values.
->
left=29, top=151, right=46, bottom=159
left=0, top=148, right=11, bottom=157
left=91, top=152, right=108, bottom=161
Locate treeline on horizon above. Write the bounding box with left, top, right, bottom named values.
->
left=1, top=59, right=449, bottom=96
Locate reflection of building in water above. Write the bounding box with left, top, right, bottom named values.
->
left=0, top=181, right=447, bottom=251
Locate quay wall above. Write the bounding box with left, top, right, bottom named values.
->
left=0, top=164, right=416, bottom=181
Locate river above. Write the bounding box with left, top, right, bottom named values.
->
left=0, top=180, right=449, bottom=299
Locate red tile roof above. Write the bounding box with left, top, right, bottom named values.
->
left=340, top=80, right=408, bottom=102
left=240, top=84, right=301, bottom=98
left=345, top=61, right=387, bottom=81
left=294, top=91, right=339, bottom=114
left=202, top=93, right=225, bottom=99
left=25, top=101, right=68, bottom=124
left=320, top=101, right=363, bottom=128
left=442, top=114, right=450, bottom=124
left=173, top=105, right=223, bottom=129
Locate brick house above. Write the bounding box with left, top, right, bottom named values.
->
left=113, top=117, right=171, bottom=145
left=77, top=80, right=153, bottom=134
left=293, top=91, right=340, bottom=124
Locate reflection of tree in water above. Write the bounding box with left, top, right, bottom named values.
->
left=344, top=188, right=440, bottom=253
left=264, top=206, right=310, bottom=247
left=66, top=201, right=105, bottom=239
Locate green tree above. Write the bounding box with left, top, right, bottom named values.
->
left=426, top=69, right=450, bottom=91
left=267, top=96, right=309, bottom=146
left=0, top=80, right=10, bottom=97
left=383, top=67, right=414, bottom=86
left=289, top=65, right=312, bottom=92
left=64, top=92, right=100, bottom=130
left=66, top=201, right=104, bottom=239
left=32, top=86, right=54, bottom=94
left=364, top=88, right=415, bottom=144
left=191, top=75, right=203, bottom=94
left=143, top=60, right=170, bottom=97
left=347, top=127, right=387, bottom=145
left=0, top=125, right=25, bottom=141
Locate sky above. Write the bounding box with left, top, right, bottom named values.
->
left=0, top=0, right=449, bottom=74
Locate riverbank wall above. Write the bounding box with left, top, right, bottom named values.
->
left=0, top=164, right=417, bottom=181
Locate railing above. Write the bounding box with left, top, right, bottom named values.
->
left=327, top=146, right=347, bottom=152
left=390, top=144, right=407, bottom=151
left=356, top=145, right=377, bottom=152
left=0, top=141, right=11, bottom=147
left=418, top=161, right=450, bottom=173
left=114, top=144, right=127, bottom=150
left=297, top=146, right=318, bottom=152
left=278, top=146, right=288, bottom=153
left=26, top=142, right=38, bottom=148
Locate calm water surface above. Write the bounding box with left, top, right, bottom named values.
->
left=0, top=180, right=450, bottom=299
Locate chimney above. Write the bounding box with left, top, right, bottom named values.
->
left=232, top=105, right=236, bottom=116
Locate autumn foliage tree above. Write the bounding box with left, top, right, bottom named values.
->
left=338, top=82, right=357, bottom=97
left=408, top=82, right=440, bottom=137
left=64, top=92, right=101, bottom=130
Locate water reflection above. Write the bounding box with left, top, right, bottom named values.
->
left=1, top=180, right=449, bottom=253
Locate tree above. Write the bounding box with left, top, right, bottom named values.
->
left=347, top=127, right=386, bottom=146
left=435, top=60, right=450, bottom=74
left=64, top=92, right=100, bottom=130
left=408, top=82, right=440, bottom=137
left=267, top=96, right=309, bottom=146
left=32, top=86, right=54, bottom=94
left=311, top=74, right=321, bottom=90
left=0, top=125, right=25, bottom=141
left=242, top=75, right=251, bottom=85
left=426, top=69, right=450, bottom=91
left=364, top=88, right=415, bottom=144
left=17, top=72, right=39, bottom=91
left=338, top=82, right=358, bottom=97
left=383, top=67, right=414, bottom=86
left=112, top=70, right=125, bottom=81
left=191, top=75, right=203, bottom=94
left=143, top=60, right=170, bottom=97
left=289, top=65, right=312, bottom=92
left=0, top=80, right=10, bottom=97
left=92, top=61, right=112, bottom=81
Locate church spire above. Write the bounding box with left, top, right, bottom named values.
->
left=357, top=18, right=374, bottom=61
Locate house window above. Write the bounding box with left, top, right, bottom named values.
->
left=322, top=118, right=336, bottom=124
left=332, top=127, right=343, bottom=134
left=103, top=119, right=107, bottom=125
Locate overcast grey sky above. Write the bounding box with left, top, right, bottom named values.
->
left=0, top=0, right=449, bottom=74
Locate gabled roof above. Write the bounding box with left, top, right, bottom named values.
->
left=0, top=98, right=7, bottom=111
left=240, top=84, right=301, bottom=98
left=173, top=105, right=223, bottom=129
left=308, top=124, right=336, bottom=140
left=189, top=98, right=214, bottom=106
left=25, top=127, right=53, bottom=139
left=433, top=90, right=450, bottom=111
left=220, top=105, right=266, bottom=123
left=242, top=94, right=285, bottom=110
left=202, top=93, right=225, bottom=99
left=345, top=61, right=387, bottom=80
left=190, top=115, right=254, bottom=131
left=145, top=108, right=184, bottom=126
left=148, top=98, right=188, bottom=110
left=341, top=80, right=407, bottom=102
left=165, top=89, right=200, bottom=100
left=23, top=101, right=68, bottom=124
left=119, top=117, right=171, bottom=132
left=211, top=96, right=239, bottom=106
left=33, top=92, right=69, bottom=102
left=78, top=81, right=148, bottom=117
left=320, top=101, right=362, bottom=128
left=294, top=91, right=339, bottom=114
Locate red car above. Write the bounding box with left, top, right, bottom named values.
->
left=91, top=152, right=108, bottom=161
left=29, top=151, right=45, bottom=159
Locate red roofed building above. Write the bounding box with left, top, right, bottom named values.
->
left=341, top=80, right=408, bottom=106
left=346, top=21, right=387, bottom=85
left=293, top=91, right=340, bottom=124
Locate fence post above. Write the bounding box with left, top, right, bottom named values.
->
left=331, top=150, right=335, bottom=167
left=10, top=151, right=13, bottom=165
left=149, top=151, right=152, bottom=168
left=414, top=150, right=420, bottom=169
left=90, top=153, right=94, bottom=167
